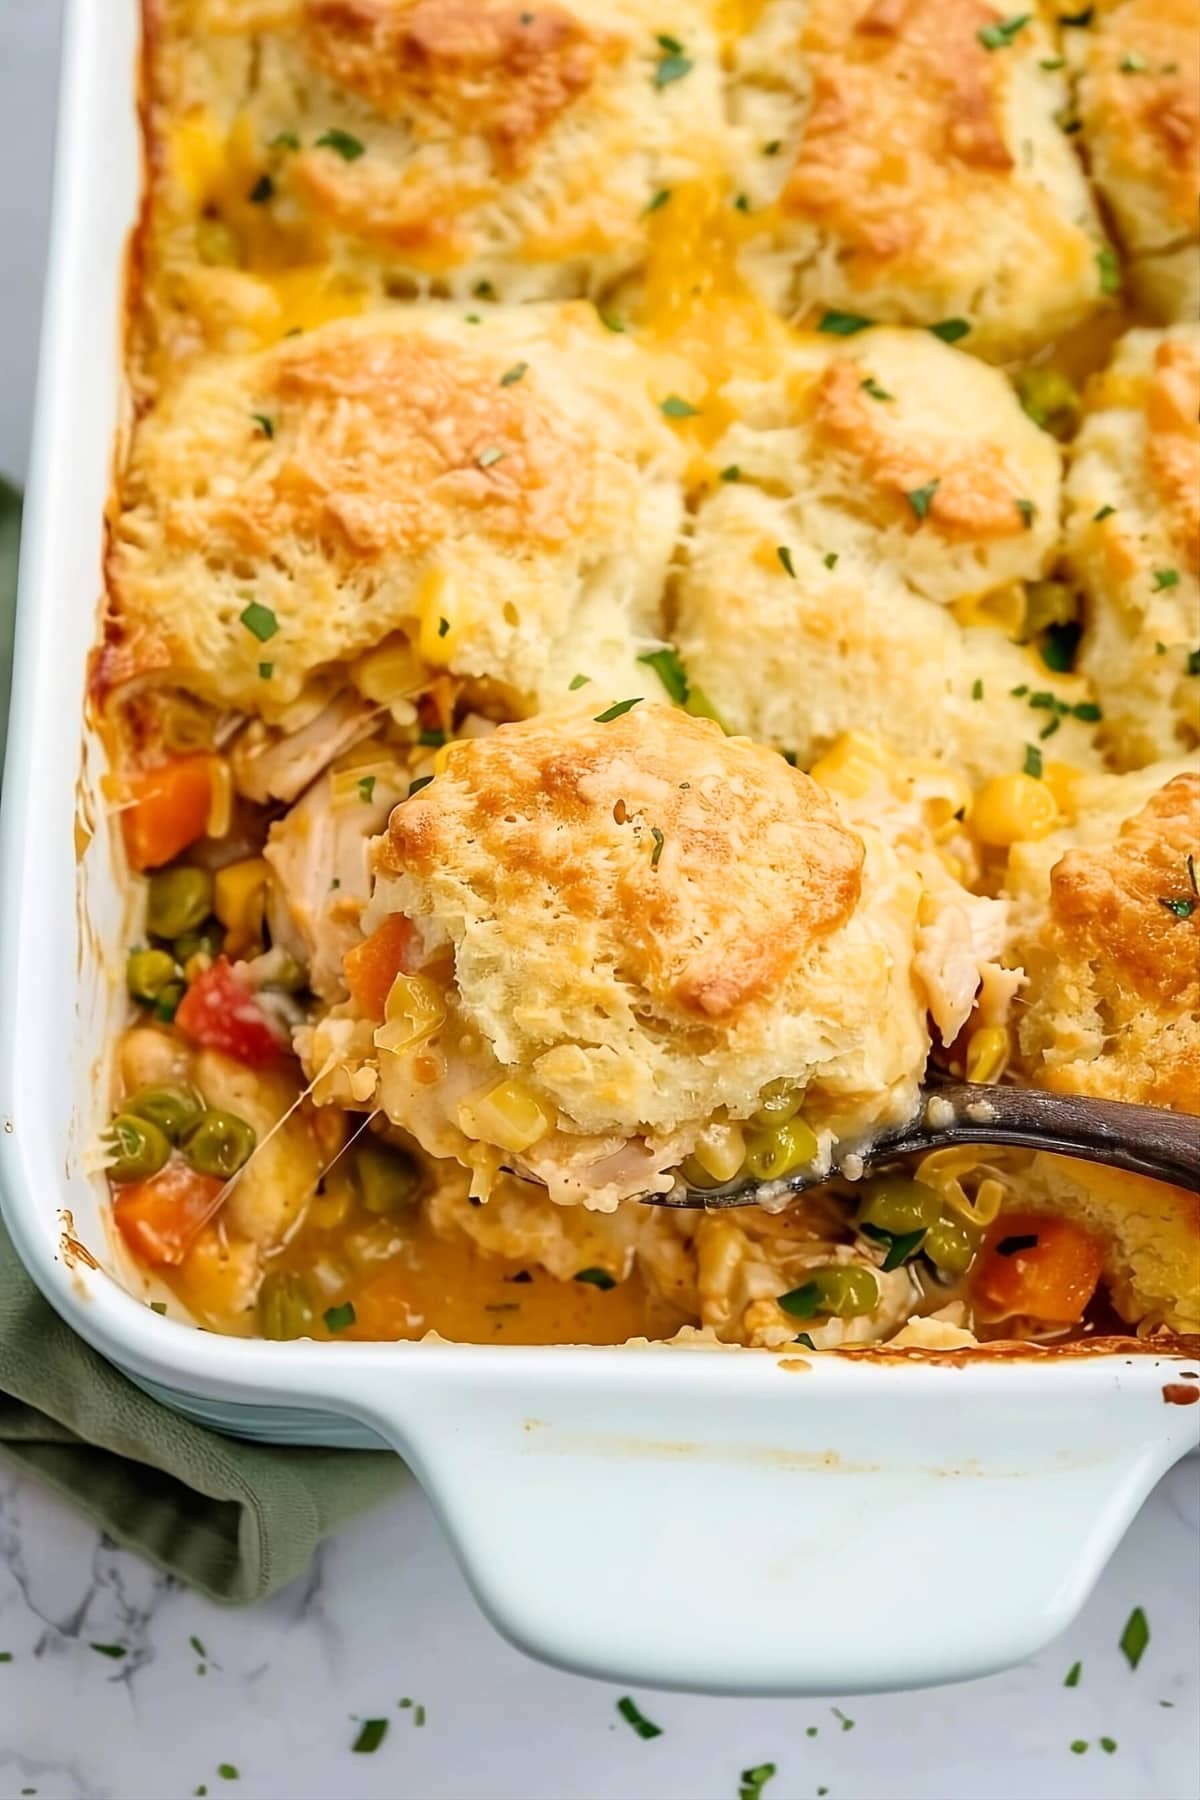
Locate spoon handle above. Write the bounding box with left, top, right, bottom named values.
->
left=876, top=1083, right=1200, bottom=1193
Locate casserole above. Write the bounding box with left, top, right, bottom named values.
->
left=0, top=0, right=1197, bottom=1696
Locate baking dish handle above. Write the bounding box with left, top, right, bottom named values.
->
left=338, top=1355, right=1200, bottom=1695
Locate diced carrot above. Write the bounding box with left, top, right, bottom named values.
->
left=121, top=755, right=216, bottom=871
left=973, top=1211, right=1104, bottom=1324
left=343, top=914, right=419, bottom=1021
left=113, top=1162, right=225, bottom=1266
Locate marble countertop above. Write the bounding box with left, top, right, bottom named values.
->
left=1, top=4, right=1197, bottom=1797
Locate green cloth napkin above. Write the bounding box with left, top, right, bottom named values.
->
left=0, top=479, right=406, bottom=1601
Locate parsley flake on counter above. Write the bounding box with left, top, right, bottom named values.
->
left=217, top=1766, right=239, bottom=1782
left=738, top=1763, right=776, bottom=1800
left=660, top=394, right=700, bottom=418
left=638, top=646, right=690, bottom=703
left=930, top=317, right=971, bottom=342
left=250, top=413, right=274, bottom=438
left=832, top=1706, right=855, bottom=1731
left=720, top=464, right=741, bottom=481
left=1100, top=1738, right=1118, bottom=1753
left=0, top=1652, right=13, bottom=1662
left=499, top=361, right=528, bottom=386
left=654, top=47, right=693, bottom=87
left=777, top=545, right=797, bottom=577
left=649, top=825, right=666, bottom=868
left=1152, top=567, right=1179, bottom=590
left=1015, top=498, right=1036, bottom=528
left=823, top=551, right=838, bottom=569
left=817, top=309, right=873, bottom=335
left=646, top=187, right=672, bottom=213
left=617, top=1696, right=663, bottom=1738
left=906, top=479, right=940, bottom=520
left=861, top=375, right=893, bottom=400
left=805, top=1725, right=818, bottom=1737
left=190, top=1636, right=207, bottom=1658
left=357, top=775, right=376, bottom=804
left=316, top=127, right=365, bottom=160
left=1159, top=896, right=1195, bottom=919
left=1064, top=1660, right=1082, bottom=1686
left=1121, top=1605, right=1150, bottom=1668
left=247, top=173, right=274, bottom=204
left=978, top=13, right=1031, bottom=48
left=323, top=1301, right=356, bottom=1333
left=595, top=697, right=643, bottom=723
left=1094, top=503, right=1116, bottom=520
left=89, top=1643, right=127, bottom=1658
left=476, top=445, right=505, bottom=469
left=1097, top=247, right=1121, bottom=294
left=575, top=1267, right=617, bottom=1289
left=239, top=601, right=278, bottom=642
left=1070, top=1740, right=1088, bottom=1754
left=352, top=1719, right=389, bottom=1754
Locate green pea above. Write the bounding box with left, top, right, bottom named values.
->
left=354, top=1141, right=421, bottom=1213
left=182, top=1108, right=257, bottom=1178
left=146, top=867, right=214, bottom=941
left=104, top=1113, right=171, bottom=1182
left=153, top=982, right=186, bottom=1024
left=261, top=951, right=306, bottom=994
left=679, top=1154, right=724, bottom=1190
left=123, top=1084, right=205, bottom=1145
left=126, top=947, right=179, bottom=1003
left=924, top=1214, right=977, bottom=1276
left=744, top=1117, right=819, bottom=1182
left=173, top=922, right=225, bottom=965
left=780, top=1265, right=879, bottom=1321
left=751, top=1079, right=804, bottom=1128
left=256, top=1270, right=315, bottom=1341
left=858, top=1176, right=942, bottom=1237
left=1024, top=579, right=1079, bottom=635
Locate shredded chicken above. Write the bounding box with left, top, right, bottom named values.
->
left=231, top=691, right=379, bottom=804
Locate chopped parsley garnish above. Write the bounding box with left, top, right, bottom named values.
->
left=600, top=310, right=626, bottom=332
left=996, top=1233, right=1039, bottom=1256
left=617, top=1696, right=663, bottom=1738
left=1015, top=498, right=1036, bottom=528
left=258, top=661, right=273, bottom=679
left=763, top=139, right=782, bottom=155
left=1070, top=1741, right=1089, bottom=1755
left=1040, top=54, right=1066, bottom=68
left=776, top=545, right=797, bottom=577
left=823, top=551, right=838, bottom=570
left=817, top=309, right=873, bottom=335
left=720, top=465, right=741, bottom=481
left=568, top=673, right=590, bottom=690
left=1190, top=649, right=1200, bottom=675
left=832, top=1707, right=855, bottom=1731
left=660, top=394, right=700, bottom=418
left=190, top=1636, right=206, bottom=1658
left=654, top=43, right=693, bottom=87
left=247, top=173, right=274, bottom=204
left=793, top=1333, right=817, bottom=1350
left=352, top=1719, right=388, bottom=1754
left=645, top=187, right=672, bottom=213
left=638, top=646, right=690, bottom=704
left=930, top=318, right=971, bottom=342
left=733, top=193, right=752, bottom=212
left=437, top=616, right=449, bottom=637
left=1188, top=852, right=1198, bottom=895
left=499, top=361, right=528, bottom=386
left=89, top=1643, right=127, bottom=1658
left=861, top=1221, right=927, bottom=1269
left=861, top=375, right=893, bottom=400
left=649, top=825, right=666, bottom=869
left=778, top=1282, right=820, bottom=1319
left=1023, top=744, right=1044, bottom=778
left=1118, top=50, right=1147, bottom=70
left=595, top=697, right=643, bottom=723
left=971, top=677, right=984, bottom=699
left=315, top=127, right=365, bottom=160
left=1159, top=896, right=1195, bottom=919
left=417, top=726, right=446, bottom=747
left=323, top=1301, right=356, bottom=1333
left=217, top=1767, right=238, bottom=1783
left=575, top=1267, right=617, bottom=1289
left=906, top=479, right=940, bottom=520
left=1072, top=700, right=1102, bottom=721
left=978, top=14, right=1031, bottom=49
left=476, top=445, right=505, bottom=469
left=1040, top=621, right=1081, bottom=672
left=656, top=31, right=684, bottom=52
left=0, top=1652, right=11, bottom=1662
left=1059, top=6, right=1094, bottom=23
left=239, top=601, right=278, bottom=642
left=474, top=279, right=496, bottom=299
left=1064, top=1660, right=1082, bottom=1686
left=1094, top=503, right=1116, bottom=521
left=1100, top=1738, right=1118, bottom=1754
left=739, top=1764, right=776, bottom=1800
left=1097, top=247, right=1121, bottom=295
left=1040, top=714, right=1061, bottom=740
left=407, top=775, right=434, bottom=798
left=1152, top=568, right=1179, bottom=590
left=357, top=775, right=376, bottom=804
left=250, top=413, right=274, bottom=438
left=272, top=130, right=300, bottom=150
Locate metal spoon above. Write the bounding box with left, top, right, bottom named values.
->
left=646, top=1082, right=1200, bottom=1209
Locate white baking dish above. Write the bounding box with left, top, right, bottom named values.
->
left=1, top=0, right=1197, bottom=1697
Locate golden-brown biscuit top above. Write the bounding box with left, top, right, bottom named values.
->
left=1143, top=336, right=1200, bottom=578
left=381, top=702, right=865, bottom=1021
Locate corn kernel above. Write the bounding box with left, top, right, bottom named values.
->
left=213, top=856, right=268, bottom=954
left=965, top=1024, right=1010, bottom=1085
left=374, top=974, right=446, bottom=1054
left=971, top=773, right=1058, bottom=847
left=205, top=757, right=233, bottom=839
left=809, top=730, right=888, bottom=799
left=416, top=568, right=469, bottom=665
left=458, top=1078, right=551, bottom=1154
left=952, top=584, right=1026, bottom=638
left=1042, top=761, right=1083, bottom=822
left=689, top=1120, right=747, bottom=1183
left=354, top=636, right=425, bottom=707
